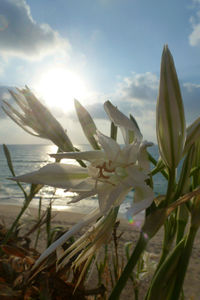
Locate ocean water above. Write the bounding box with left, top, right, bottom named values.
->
left=0, top=144, right=167, bottom=216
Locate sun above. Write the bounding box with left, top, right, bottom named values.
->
left=35, top=67, right=88, bottom=111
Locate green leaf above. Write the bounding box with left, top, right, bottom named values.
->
left=146, top=239, right=185, bottom=300
left=3, top=144, right=27, bottom=199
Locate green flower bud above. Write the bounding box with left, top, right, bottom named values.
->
left=156, top=45, right=186, bottom=169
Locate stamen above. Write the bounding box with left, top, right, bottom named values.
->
left=96, top=161, right=115, bottom=179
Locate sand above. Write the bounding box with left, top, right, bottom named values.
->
left=0, top=203, right=200, bottom=299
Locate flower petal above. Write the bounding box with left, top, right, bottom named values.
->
left=127, top=184, right=154, bottom=216
left=50, top=150, right=105, bottom=161
left=12, top=163, right=89, bottom=189
left=119, top=142, right=139, bottom=164
left=97, top=183, right=113, bottom=213
left=74, top=99, right=100, bottom=150
left=126, top=165, right=148, bottom=184
left=69, top=177, right=95, bottom=192
left=97, top=174, right=135, bottom=214
left=68, top=190, right=96, bottom=204
left=138, top=141, right=153, bottom=173
left=96, top=130, right=121, bottom=161
left=104, top=100, right=143, bottom=143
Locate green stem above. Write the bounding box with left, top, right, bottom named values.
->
left=170, top=225, right=198, bottom=300
left=2, top=199, right=31, bottom=245
left=165, top=167, right=176, bottom=206
left=153, top=168, right=176, bottom=272
left=176, top=205, right=188, bottom=244
left=108, top=232, right=149, bottom=300
left=34, top=197, right=42, bottom=249
left=148, top=152, right=168, bottom=180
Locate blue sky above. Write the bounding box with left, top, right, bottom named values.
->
left=0, top=0, right=200, bottom=144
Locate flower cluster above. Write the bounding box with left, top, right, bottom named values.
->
left=10, top=98, right=154, bottom=271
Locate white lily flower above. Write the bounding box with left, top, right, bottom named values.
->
left=12, top=100, right=154, bottom=275
left=13, top=100, right=154, bottom=215
left=2, top=86, right=74, bottom=152
left=13, top=129, right=153, bottom=215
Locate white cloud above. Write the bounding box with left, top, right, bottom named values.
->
left=1, top=71, right=199, bottom=144
left=182, top=82, right=200, bottom=123
left=72, top=72, right=159, bottom=142
left=189, top=22, right=200, bottom=46
left=80, top=72, right=200, bottom=143
left=0, top=0, right=70, bottom=60
left=115, top=72, right=158, bottom=104
left=189, top=1, right=200, bottom=46
left=111, top=72, right=158, bottom=141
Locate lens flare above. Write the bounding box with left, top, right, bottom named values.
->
left=128, top=216, right=142, bottom=228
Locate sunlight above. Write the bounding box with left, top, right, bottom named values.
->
left=35, top=67, right=89, bottom=111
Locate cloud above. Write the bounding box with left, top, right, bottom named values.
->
left=189, top=22, right=200, bottom=46
left=0, top=86, right=13, bottom=118
left=0, top=0, right=70, bottom=60
left=182, top=82, right=200, bottom=123
left=189, top=1, right=200, bottom=46
left=82, top=72, right=200, bottom=142
left=115, top=72, right=158, bottom=105
left=1, top=70, right=199, bottom=144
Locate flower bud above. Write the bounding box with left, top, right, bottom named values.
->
left=156, top=45, right=186, bottom=169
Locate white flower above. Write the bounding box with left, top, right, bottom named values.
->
left=12, top=100, right=154, bottom=271
left=2, top=86, right=74, bottom=152
left=13, top=133, right=153, bottom=217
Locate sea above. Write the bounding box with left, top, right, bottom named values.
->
left=0, top=144, right=167, bottom=218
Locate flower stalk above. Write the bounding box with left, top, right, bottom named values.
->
left=108, top=231, right=149, bottom=300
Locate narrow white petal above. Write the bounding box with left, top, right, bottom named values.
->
left=96, top=130, right=121, bottom=161
left=50, top=150, right=105, bottom=161
left=138, top=141, right=153, bottom=173
left=97, top=176, right=133, bottom=214
left=128, top=184, right=154, bottom=216
left=74, top=99, right=100, bottom=150
left=12, top=163, right=89, bottom=189
left=104, top=101, right=143, bottom=143
left=119, top=142, right=139, bottom=164
left=126, top=165, right=147, bottom=184
left=97, top=183, right=113, bottom=213
left=103, top=185, right=132, bottom=213
left=68, top=190, right=96, bottom=204
left=69, top=178, right=95, bottom=192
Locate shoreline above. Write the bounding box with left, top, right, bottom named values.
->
left=0, top=202, right=140, bottom=228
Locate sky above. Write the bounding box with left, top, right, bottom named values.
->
left=0, top=0, right=200, bottom=145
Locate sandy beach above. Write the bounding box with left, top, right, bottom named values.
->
left=0, top=203, right=200, bottom=299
